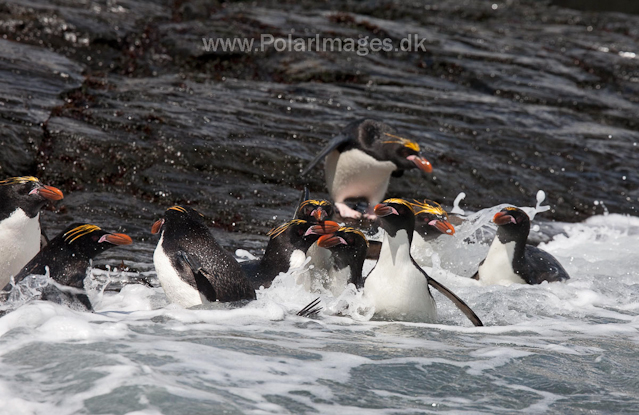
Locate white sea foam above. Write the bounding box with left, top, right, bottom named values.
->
left=0, top=211, right=638, bottom=414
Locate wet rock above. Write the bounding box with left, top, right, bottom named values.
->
left=0, top=0, right=637, bottom=265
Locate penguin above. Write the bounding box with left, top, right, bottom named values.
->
left=300, top=119, right=433, bottom=220
left=409, top=199, right=456, bottom=262
left=472, top=207, right=570, bottom=285
left=240, top=219, right=340, bottom=289
left=152, top=205, right=256, bottom=307
left=411, top=199, right=456, bottom=242
left=0, top=176, right=64, bottom=288
left=364, top=199, right=483, bottom=326
left=294, top=199, right=335, bottom=223
left=303, top=226, right=368, bottom=296
left=8, top=223, right=133, bottom=311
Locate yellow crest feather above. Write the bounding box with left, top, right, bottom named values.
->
left=168, top=206, right=187, bottom=213
left=0, top=176, right=40, bottom=186
left=383, top=133, right=420, bottom=152
left=339, top=227, right=369, bottom=247
left=382, top=198, right=415, bottom=213
left=64, top=224, right=102, bottom=243
left=267, top=219, right=307, bottom=239
left=410, top=199, right=447, bottom=217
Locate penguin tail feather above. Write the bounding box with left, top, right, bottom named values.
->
left=297, top=297, right=322, bottom=318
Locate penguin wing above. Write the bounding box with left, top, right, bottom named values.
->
left=416, top=261, right=483, bottom=327
left=292, top=186, right=311, bottom=219
left=177, top=251, right=217, bottom=302
left=522, top=246, right=570, bottom=284
left=300, top=134, right=351, bottom=176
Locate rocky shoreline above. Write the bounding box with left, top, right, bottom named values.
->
left=1, top=0, right=638, bottom=248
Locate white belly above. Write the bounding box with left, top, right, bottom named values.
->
left=477, top=239, right=526, bottom=285
left=325, top=149, right=396, bottom=204
left=153, top=237, right=204, bottom=307
left=0, top=209, right=41, bottom=287
left=364, top=230, right=437, bottom=322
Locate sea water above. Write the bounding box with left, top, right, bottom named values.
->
left=0, top=200, right=638, bottom=414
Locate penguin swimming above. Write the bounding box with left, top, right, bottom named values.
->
left=473, top=207, right=570, bottom=285
left=300, top=119, right=433, bottom=220
left=411, top=199, right=456, bottom=242
left=294, top=199, right=335, bottom=223
left=302, top=226, right=368, bottom=296
left=152, top=205, right=255, bottom=307
left=364, top=199, right=483, bottom=326
left=0, top=176, right=64, bottom=288
left=9, top=223, right=132, bottom=311
left=409, top=199, right=456, bottom=263
left=241, top=219, right=340, bottom=290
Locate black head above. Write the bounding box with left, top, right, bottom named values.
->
left=0, top=176, right=64, bottom=218
left=493, top=207, right=531, bottom=244
left=347, top=119, right=432, bottom=173
left=373, top=198, right=416, bottom=238
left=411, top=199, right=455, bottom=237
left=294, top=199, right=335, bottom=222
left=317, top=227, right=368, bottom=256
left=151, top=205, right=208, bottom=238
left=59, top=223, right=133, bottom=259
left=317, top=227, right=368, bottom=287
left=268, top=219, right=340, bottom=251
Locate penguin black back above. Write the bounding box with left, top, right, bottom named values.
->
left=13, top=223, right=133, bottom=288
left=152, top=206, right=255, bottom=303
left=10, top=223, right=132, bottom=311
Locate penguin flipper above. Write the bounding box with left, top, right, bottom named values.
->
left=300, top=134, right=351, bottom=176
left=177, top=251, right=217, bottom=303
left=292, top=186, right=311, bottom=219
left=427, top=276, right=484, bottom=327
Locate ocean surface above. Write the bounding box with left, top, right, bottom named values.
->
left=1, top=197, right=638, bottom=415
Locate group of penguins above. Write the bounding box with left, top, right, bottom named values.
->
left=0, top=119, right=571, bottom=326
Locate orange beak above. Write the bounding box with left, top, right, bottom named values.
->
left=151, top=219, right=165, bottom=234
left=304, top=220, right=341, bottom=236
left=32, top=185, right=64, bottom=201
left=407, top=155, right=433, bottom=173
left=373, top=203, right=398, bottom=217
left=312, top=208, right=327, bottom=221
left=428, top=219, right=455, bottom=235
left=317, top=234, right=347, bottom=249
left=100, top=233, right=133, bottom=245
left=493, top=212, right=517, bottom=226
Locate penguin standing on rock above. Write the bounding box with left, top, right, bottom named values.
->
left=8, top=223, right=133, bottom=311
left=152, top=206, right=256, bottom=307
left=0, top=176, right=64, bottom=287
left=364, top=199, right=483, bottom=326
left=241, top=219, right=340, bottom=289
left=301, top=119, right=433, bottom=220
left=473, top=207, right=570, bottom=285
